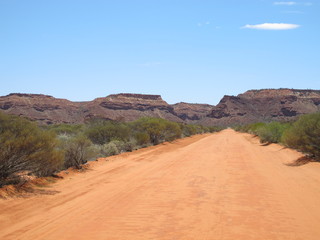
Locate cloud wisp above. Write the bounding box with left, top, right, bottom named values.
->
left=242, top=23, right=300, bottom=30
left=274, top=1, right=297, bottom=5
left=197, top=21, right=210, bottom=27
left=273, top=1, right=312, bottom=6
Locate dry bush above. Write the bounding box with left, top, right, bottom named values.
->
left=0, top=112, right=63, bottom=187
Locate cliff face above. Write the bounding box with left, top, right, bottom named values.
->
left=172, top=102, right=214, bottom=121
left=0, top=89, right=319, bottom=126
left=85, top=94, right=182, bottom=122
left=0, top=93, right=182, bottom=124
left=200, top=89, right=320, bottom=126
left=0, top=94, right=82, bottom=124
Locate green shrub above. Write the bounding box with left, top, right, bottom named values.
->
left=109, top=140, right=135, bottom=152
left=162, top=121, right=182, bottom=141
left=63, top=135, right=95, bottom=169
left=282, top=113, right=320, bottom=159
left=101, top=142, right=119, bottom=156
left=233, top=122, right=290, bottom=144
left=0, top=112, right=63, bottom=186
left=207, top=126, right=224, bottom=133
left=240, top=122, right=266, bottom=135
left=134, top=132, right=150, bottom=146
left=256, top=122, right=291, bottom=143
left=181, top=124, right=199, bottom=137
left=131, top=118, right=165, bottom=144
left=180, top=124, right=210, bottom=137
left=86, top=121, right=131, bottom=145
left=45, top=124, right=84, bottom=136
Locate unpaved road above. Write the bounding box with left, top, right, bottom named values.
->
left=1, top=130, right=320, bottom=240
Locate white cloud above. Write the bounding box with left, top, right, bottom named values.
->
left=273, top=1, right=312, bottom=5
left=197, top=21, right=210, bottom=27
left=242, top=23, right=300, bottom=30
left=274, top=1, right=297, bottom=5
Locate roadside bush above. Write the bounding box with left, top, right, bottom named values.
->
left=134, top=132, right=150, bottom=146
left=86, top=120, right=130, bottom=145
left=141, top=118, right=164, bottom=144
left=45, top=124, right=84, bottom=136
left=282, top=113, right=320, bottom=159
left=162, top=121, right=182, bottom=141
left=181, top=124, right=198, bottom=137
left=0, top=112, right=63, bottom=187
left=131, top=117, right=182, bottom=144
left=63, top=135, right=96, bottom=169
left=131, top=118, right=165, bottom=145
left=235, top=122, right=266, bottom=135
left=256, top=122, right=291, bottom=144
left=233, top=122, right=290, bottom=144
left=101, top=142, right=119, bottom=156
left=207, top=126, right=224, bottom=133
left=107, top=140, right=136, bottom=152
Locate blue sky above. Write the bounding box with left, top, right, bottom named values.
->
left=0, top=0, right=319, bottom=105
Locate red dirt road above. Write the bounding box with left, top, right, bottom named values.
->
left=1, top=130, right=320, bottom=240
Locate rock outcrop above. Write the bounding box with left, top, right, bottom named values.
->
left=0, top=93, right=82, bottom=124
left=172, top=102, right=214, bottom=122
left=199, top=89, right=320, bottom=126
left=0, top=93, right=182, bottom=124
left=85, top=94, right=182, bottom=122
left=0, top=89, right=319, bottom=126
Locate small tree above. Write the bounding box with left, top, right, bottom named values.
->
left=282, top=113, right=320, bottom=159
left=86, top=120, right=130, bottom=145
left=63, top=135, right=94, bottom=169
left=256, top=122, right=290, bottom=143
left=162, top=121, right=182, bottom=141
left=0, top=112, right=63, bottom=186
left=135, top=132, right=150, bottom=146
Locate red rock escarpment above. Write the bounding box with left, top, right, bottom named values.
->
left=0, top=89, right=319, bottom=126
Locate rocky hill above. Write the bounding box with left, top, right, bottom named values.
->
left=84, top=94, right=182, bottom=123
left=0, top=93, right=182, bottom=124
left=199, top=89, right=320, bottom=126
left=171, top=102, right=214, bottom=122
left=0, top=89, right=319, bottom=126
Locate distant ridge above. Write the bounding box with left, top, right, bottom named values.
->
left=0, top=89, right=319, bottom=126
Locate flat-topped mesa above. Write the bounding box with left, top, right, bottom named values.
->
left=0, top=93, right=80, bottom=124
left=86, top=93, right=181, bottom=122
left=94, top=93, right=170, bottom=110
left=107, top=93, right=163, bottom=101
left=4, top=93, right=54, bottom=99
left=239, top=89, right=320, bottom=99
left=1, top=88, right=320, bottom=126
left=199, top=89, right=320, bottom=126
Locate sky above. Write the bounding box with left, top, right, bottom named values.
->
left=0, top=0, right=319, bottom=105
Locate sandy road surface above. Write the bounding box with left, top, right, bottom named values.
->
left=1, top=129, right=320, bottom=240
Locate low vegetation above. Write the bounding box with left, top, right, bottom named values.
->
left=282, top=113, right=320, bottom=159
left=0, top=112, right=223, bottom=187
left=233, top=112, right=320, bottom=159
left=0, top=113, right=63, bottom=187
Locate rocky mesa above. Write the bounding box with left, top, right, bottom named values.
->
left=199, top=89, right=320, bottom=126
left=0, top=89, right=319, bottom=126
